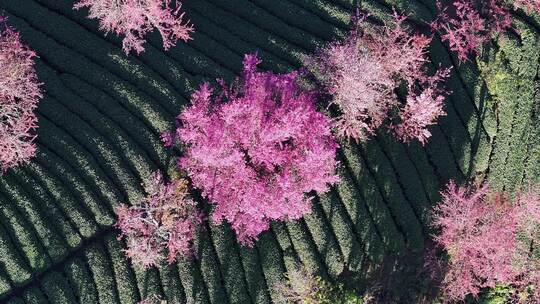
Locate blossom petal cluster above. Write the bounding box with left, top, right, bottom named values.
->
left=74, top=0, right=194, bottom=54
left=307, top=13, right=449, bottom=144
left=432, top=181, right=540, bottom=301
left=116, top=171, right=203, bottom=268
left=167, top=54, right=339, bottom=246
left=0, top=16, right=41, bottom=173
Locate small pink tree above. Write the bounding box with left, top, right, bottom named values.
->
left=74, top=0, right=194, bottom=54
left=307, top=12, right=449, bottom=144
left=393, top=88, right=446, bottom=145
left=432, top=0, right=513, bottom=61
left=116, top=171, right=203, bottom=268
left=0, top=16, right=41, bottom=173
left=433, top=0, right=540, bottom=60
left=431, top=181, right=540, bottom=302
left=165, top=54, right=339, bottom=246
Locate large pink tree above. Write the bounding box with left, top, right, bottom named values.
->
left=74, top=0, right=194, bottom=54
left=116, top=171, right=203, bottom=268
left=431, top=181, right=540, bottom=301
left=307, top=13, right=449, bottom=144
left=0, top=16, right=41, bottom=173
left=164, top=54, right=339, bottom=246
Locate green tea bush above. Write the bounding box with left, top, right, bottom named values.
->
left=42, top=272, right=78, bottom=303
left=21, top=287, right=47, bottom=304
left=303, top=204, right=345, bottom=279
left=84, top=243, right=121, bottom=304
left=0, top=267, right=11, bottom=295
left=0, top=174, right=68, bottom=262
left=59, top=74, right=168, bottom=166
left=202, top=0, right=322, bottom=51
left=339, top=144, right=405, bottom=253
left=185, top=0, right=304, bottom=69
left=359, top=142, right=425, bottom=249
left=30, top=152, right=101, bottom=237
left=317, top=191, right=365, bottom=272
left=39, top=97, right=143, bottom=204
left=14, top=167, right=82, bottom=249
left=64, top=258, right=100, bottom=304
left=103, top=234, right=141, bottom=304
left=5, top=297, right=23, bottom=304
left=207, top=225, right=251, bottom=303
left=276, top=266, right=365, bottom=304
left=186, top=7, right=292, bottom=71
left=238, top=246, right=272, bottom=304
left=175, top=256, right=211, bottom=304
left=333, top=169, right=385, bottom=263
left=249, top=0, right=340, bottom=41
left=157, top=264, right=186, bottom=304
left=284, top=221, right=328, bottom=279
left=196, top=228, right=229, bottom=304
left=371, top=135, right=433, bottom=222
left=0, top=196, right=50, bottom=271
left=256, top=232, right=288, bottom=303
left=37, top=118, right=127, bottom=214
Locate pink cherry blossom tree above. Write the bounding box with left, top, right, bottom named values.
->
left=433, top=0, right=540, bottom=61
left=165, top=54, right=339, bottom=246
left=432, top=0, right=513, bottom=62
left=0, top=16, right=41, bottom=173
left=431, top=181, right=540, bottom=302
left=393, top=88, right=446, bottom=145
left=306, top=12, right=449, bottom=144
left=116, top=171, right=203, bottom=268
left=74, top=0, right=194, bottom=54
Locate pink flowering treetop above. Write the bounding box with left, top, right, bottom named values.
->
left=164, top=54, right=339, bottom=246
left=431, top=181, right=540, bottom=302
left=306, top=12, right=449, bottom=144
left=394, top=88, right=447, bottom=145
left=74, top=0, right=194, bottom=54
left=116, top=171, right=203, bottom=268
left=432, top=0, right=513, bottom=62
left=0, top=16, right=41, bottom=173
left=433, top=0, right=540, bottom=61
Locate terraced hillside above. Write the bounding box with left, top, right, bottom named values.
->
left=0, top=0, right=539, bottom=303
